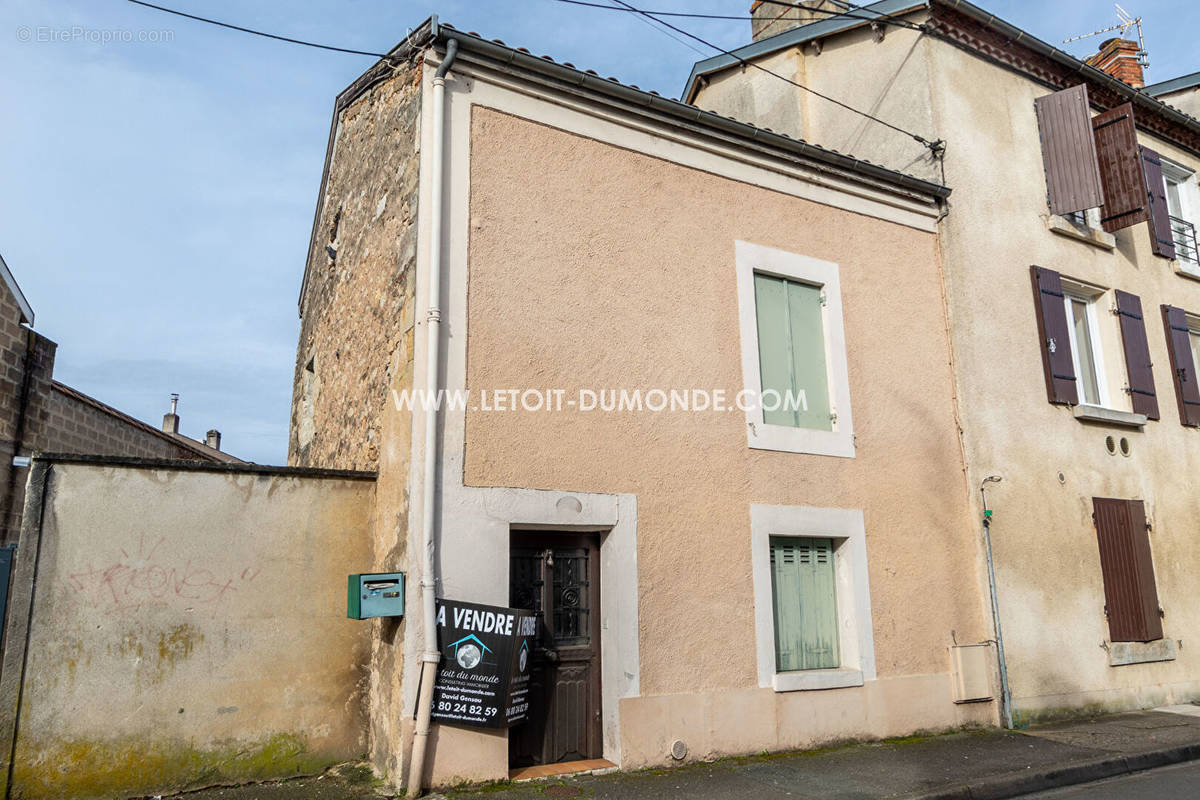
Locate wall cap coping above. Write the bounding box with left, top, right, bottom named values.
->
left=31, top=453, right=377, bottom=481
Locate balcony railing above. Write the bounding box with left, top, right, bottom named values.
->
left=1171, top=215, right=1199, bottom=264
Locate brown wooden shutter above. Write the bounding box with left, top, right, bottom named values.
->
left=1093, top=103, right=1149, bottom=233
left=1114, top=290, right=1159, bottom=419
left=1030, top=266, right=1078, bottom=404
left=1161, top=304, right=1200, bottom=426
left=1092, top=498, right=1163, bottom=643
left=1035, top=85, right=1105, bottom=215
left=1139, top=146, right=1177, bottom=259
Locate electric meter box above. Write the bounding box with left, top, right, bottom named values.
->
left=347, top=572, right=405, bottom=620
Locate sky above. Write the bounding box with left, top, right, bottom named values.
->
left=2, top=0, right=1197, bottom=464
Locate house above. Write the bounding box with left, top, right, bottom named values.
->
left=687, top=1, right=1200, bottom=725
left=289, top=17, right=996, bottom=792
left=0, top=252, right=239, bottom=544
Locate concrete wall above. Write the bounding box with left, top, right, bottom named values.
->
left=694, top=14, right=1200, bottom=721
left=2, top=460, right=376, bottom=799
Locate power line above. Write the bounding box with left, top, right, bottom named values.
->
left=553, top=0, right=925, bottom=33
left=124, top=0, right=400, bottom=60
left=604, top=0, right=709, bottom=56
left=604, top=0, right=942, bottom=152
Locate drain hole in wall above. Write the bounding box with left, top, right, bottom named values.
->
left=1120, top=437, right=1131, bottom=457
left=671, top=739, right=688, bottom=760
left=1058, top=472, right=1066, bottom=484
left=1105, top=435, right=1116, bottom=455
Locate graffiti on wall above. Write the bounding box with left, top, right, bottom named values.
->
left=68, top=533, right=259, bottom=612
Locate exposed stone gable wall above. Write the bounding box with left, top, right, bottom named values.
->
left=288, top=59, right=423, bottom=473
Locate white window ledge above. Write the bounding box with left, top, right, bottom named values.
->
left=773, top=668, right=864, bottom=692
left=1073, top=405, right=1147, bottom=428
left=1047, top=215, right=1116, bottom=250
left=1174, top=262, right=1200, bottom=282
left=1109, top=639, right=1176, bottom=667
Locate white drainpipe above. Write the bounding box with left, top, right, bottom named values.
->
left=407, top=37, right=458, bottom=799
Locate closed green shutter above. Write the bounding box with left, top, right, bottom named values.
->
left=770, top=537, right=839, bottom=671
left=753, top=273, right=832, bottom=431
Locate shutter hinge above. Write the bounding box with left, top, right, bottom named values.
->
left=1159, top=607, right=1165, bottom=618
left=819, top=292, right=828, bottom=307
left=829, top=409, right=838, bottom=424
left=1103, top=604, right=1109, bottom=618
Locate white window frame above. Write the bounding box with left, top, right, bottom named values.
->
left=735, top=240, right=854, bottom=458
left=750, top=504, right=875, bottom=692
left=1060, top=282, right=1110, bottom=409
left=1162, top=158, right=1199, bottom=270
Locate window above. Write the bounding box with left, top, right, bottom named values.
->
left=1162, top=160, right=1199, bottom=265
left=1091, top=498, right=1162, bottom=643
left=750, top=505, right=875, bottom=692
left=754, top=274, right=831, bottom=431
left=1062, top=289, right=1107, bottom=407
left=1032, top=267, right=1159, bottom=421
left=736, top=241, right=854, bottom=458
left=770, top=537, right=838, bottom=671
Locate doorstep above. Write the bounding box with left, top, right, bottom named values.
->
left=509, top=759, right=617, bottom=781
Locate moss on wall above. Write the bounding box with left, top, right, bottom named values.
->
left=12, top=732, right=341, bottom=800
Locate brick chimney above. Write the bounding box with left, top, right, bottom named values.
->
left=1085, top=38, right=1144, bottom=89
left=205, top=429, right=221, bottom=450
left=751, top=0, right=846, bottom=42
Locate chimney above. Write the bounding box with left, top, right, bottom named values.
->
left=1085, top=38, right=1144, bottom=89
left=162, top=393, right=180, bottom=434
left=751, top=0, right=846, bottom=42
left=205, top=429, right=222, bottom=450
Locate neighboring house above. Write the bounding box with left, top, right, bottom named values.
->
left=290, top=18, right=996, bottom=792
left=0, top=253, right=238, bottom=544
left=688, top=1, right=1200, bottom=724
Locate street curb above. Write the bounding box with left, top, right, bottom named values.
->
left=907, top=743, right=1200, bottom=800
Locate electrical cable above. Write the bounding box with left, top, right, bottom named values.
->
left=124, top=0, right=400, bottom=59
left=553, top=0, right=925, bottom=33
left=604, top=0, right=943, bottom=151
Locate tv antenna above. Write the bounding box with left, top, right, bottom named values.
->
left=1063, top=4, right=1148, bottom=68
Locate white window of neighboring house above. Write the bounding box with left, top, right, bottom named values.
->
left=1062, top=287, right=1109, bottom=408
left=750, top=505, right=875, bottom=692
left=1162, top=159, right=1199, bottom=266
left=735, top=240, right=854, bottom=458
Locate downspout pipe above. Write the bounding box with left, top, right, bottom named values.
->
left=980, top=476, right=1014, bottom=729
left=407, top=37, right=458, bottom=800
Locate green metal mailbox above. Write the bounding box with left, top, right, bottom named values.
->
left=347, top=572, right=405, bottom=620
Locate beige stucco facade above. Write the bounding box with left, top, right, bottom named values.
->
left=692, top=4, right=1200, bottom=722
left=285, top=30, right=1003, bottom=789
left=0, top=460, right=376, bottom=799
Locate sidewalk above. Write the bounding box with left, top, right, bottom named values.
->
left=176, top=707, right=1200, bottom=800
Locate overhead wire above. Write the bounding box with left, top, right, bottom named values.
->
left=600, top=0, right=943, bottom=153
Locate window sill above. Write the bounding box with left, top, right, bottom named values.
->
left=1109, top=639, right=1176, bottom=667
left=1174, top=261, right=1200, bottom=282
left=773, top=668, right=863, bottom=692
left=1073, top=405, right=1147, bottom=428
left=1047, top=215, right=1116, bottom=250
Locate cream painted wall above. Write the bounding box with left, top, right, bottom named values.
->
left=699, top=22, right=1200, bottom=720
left=9, top=463, right=376, bottom=799
left=455, top=104, right=993, bottom=767
left=924, top=39, right=1200, bottom=720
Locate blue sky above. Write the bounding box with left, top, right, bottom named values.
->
left=2, top=0, right=1196, bottom=464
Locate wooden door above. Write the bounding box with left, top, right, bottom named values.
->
left=508, top=532, right=602, bottom=768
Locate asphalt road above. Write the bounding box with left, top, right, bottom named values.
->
left=1022, top=760, right=1200, bottom=798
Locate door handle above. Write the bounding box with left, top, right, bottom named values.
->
left=536, top=647, right=560, bottom=663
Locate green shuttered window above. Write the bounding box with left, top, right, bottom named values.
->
left=753, top=273, right=832, bottom=431
left=770, top=537, right=839, bottom=671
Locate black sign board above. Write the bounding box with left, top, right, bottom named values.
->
left=431, top=599, right=537, bottom=729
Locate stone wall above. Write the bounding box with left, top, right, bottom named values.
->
left=289, top=57, right=423, bottom=474
left=287, top=55, right=424, bottom=782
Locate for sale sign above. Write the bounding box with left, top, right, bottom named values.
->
left=431, top=599, right=537, bottom=729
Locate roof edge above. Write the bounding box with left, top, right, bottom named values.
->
left=1144, top=71, right=1200, bottom=98
left=0, top=252, right=34, bottom=326
left=50, top=380, right=241, bottom=463
left=32, top=452, right=376, bottom=481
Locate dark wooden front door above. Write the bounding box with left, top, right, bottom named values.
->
left=508, top=532, right=602, bottom=768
